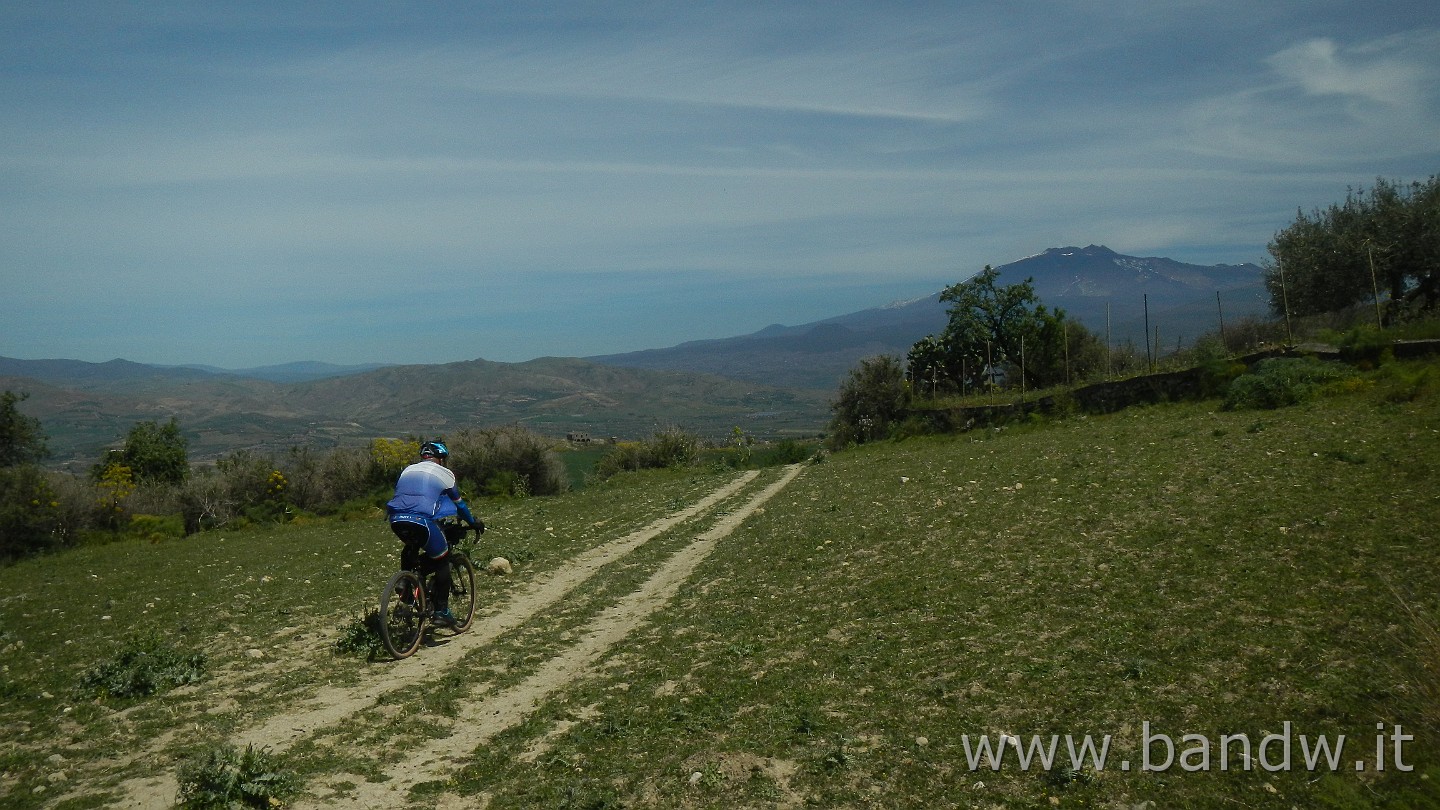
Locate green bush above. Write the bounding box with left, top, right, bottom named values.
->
left=1223, top=357, right=1356, bottom=410
left=448, top=425, right=569, bottom=497
left=647, top=426, right=701, bottom=468
left=756, top=439, right=815, bottom=467
left=593, top=427, right=703, bottom=479
left=127, top=513, right=186, bottom=542
left=829, top=355, right=909, bottom=448
left=76, top=634, right=206, bottom=699
left=176, top=743, right=294, bottom=809
left=0, top=465, right=64, bottom=561
left=594, top=442, right=647, bottom=479
left=1373, top=361, right=1438, bottom=404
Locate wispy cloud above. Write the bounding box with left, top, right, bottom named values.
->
left=2, top=3, right=1438, bottom=366
left=1267, top=32, right=1437, bottom=107
left=1181, top=29, right=1440, bottom=165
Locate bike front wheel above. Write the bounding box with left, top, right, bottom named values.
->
left=448, top=554, right=477, bottom=632
left=379, top=570, right=426, bottom=659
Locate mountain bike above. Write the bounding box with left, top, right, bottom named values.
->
left=377, top=518, right=479, bottom=659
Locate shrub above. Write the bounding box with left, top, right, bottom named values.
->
left=0, top=465, right=64, bottom=560
left=179, top=472, right=232, bottom=535
left=93, top=463, right=137, bottom=530
left=753, top=439, right=815, bottom=467
left=214, top=451, right=277, bottom=509
left=76, top=634, right=206, bottom=699
left=334, top=610, right=385, bottom=661
left=1373, top=361, right=1438, bottom=404
left=1223, top=357, right=1356, bottom=410
left=176, top=743, right=294, bottom=809
left=647, top=426, right=701, bottom=468
left=448, top=425, right=569, bottom=497
left=829, top=355, right=909, bottom=448
left=127, top=513, right=186, bottom=542
left=370, top=438, right=419, bottom=486
left=594, top=441, right=647, bottom=479
left=593, top=427, right=703, bottom=479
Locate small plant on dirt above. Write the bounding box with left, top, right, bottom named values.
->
left=816, top=736, right=854, bottom=772
left=334, top=610, right=385, bottom=661
left=75, top=633, right=206, bottom=699
left=1044, top=765, right=1096, bottom=789
left=176, top=743, right=294, bottom=809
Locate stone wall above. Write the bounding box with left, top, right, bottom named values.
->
left=906, top=339, right=1440, bottom=432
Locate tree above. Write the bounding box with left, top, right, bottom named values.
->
left=1265, top=175, right=1440, bottom=321
left=829, top=355, right=909, bottom=447
left=101, top=418, right=190, bottom=485
left=0, top=392, right=59, bottom=558
left=920, top=266, right=1089, bottom=390
left=0, top=390, right=49, bottom=467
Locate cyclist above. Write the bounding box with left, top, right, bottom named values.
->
left=385, top=440, right=483, bottom=626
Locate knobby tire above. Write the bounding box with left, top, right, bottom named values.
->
left=379, top=570, right=425, bottom=659
left=448, top=553, right=477, bottom=632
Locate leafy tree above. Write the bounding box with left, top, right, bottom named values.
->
left=829, top=355, right=909, bottom=447
left=918, top=266, right=1091, bottom=390
left=94, top=463, right=137, bottom=530
left=369, top=437, right=420, bottom=486
left=1265, top=175, right=1440, bottom=321
left=0, top=390, right=49, bottom=467
left=99, top=418, right=189, bottom=485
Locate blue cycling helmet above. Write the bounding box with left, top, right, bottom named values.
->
left=420, top=440, right=449, bottom=460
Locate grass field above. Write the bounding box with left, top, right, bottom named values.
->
left=2, top=357, right=1437, bottom=808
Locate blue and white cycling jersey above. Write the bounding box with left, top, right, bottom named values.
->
left=386, top=459, right=461, bottom=518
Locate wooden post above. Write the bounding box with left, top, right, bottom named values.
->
left=1143, top=294, right=1152, bottom=370
left=1216, top=290, right=1226, bottom=351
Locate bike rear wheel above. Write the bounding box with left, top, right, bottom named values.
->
left=447, top=553, right=477, bottom=632
left=379, top=570, right=426, bottom=659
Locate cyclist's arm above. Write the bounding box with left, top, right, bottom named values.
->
left=445, top=486, right=479, bottom=528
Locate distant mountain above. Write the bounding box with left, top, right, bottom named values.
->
left=176, top=360, right=391, bottom=383
left=996, top=245, right=1269, bottom=349
left=589, top=245, right=1268, bottom=388
left=2, top=356, right=829, bottom=469
left=0, top=357, right=227, bottom=386
left=587, top=296, right=948, bottom=391
left=0, top=357, right=386, bottom=386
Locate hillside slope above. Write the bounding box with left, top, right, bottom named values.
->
left=3, top=356, right=829, bottom=468
left=2, top=367, right=1435, bottom=808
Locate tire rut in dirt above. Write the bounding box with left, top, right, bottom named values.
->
left=227, top=469, right=763, bottom=756
left=318, top=464, right=807, bottom=808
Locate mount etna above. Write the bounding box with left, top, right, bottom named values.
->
left=587, top=245, right=1267, bottom=389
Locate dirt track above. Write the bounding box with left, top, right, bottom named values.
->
left=110, top=465, right=804, bottom=808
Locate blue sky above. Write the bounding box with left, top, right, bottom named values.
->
left=2, top=2, right=1437, bottom=368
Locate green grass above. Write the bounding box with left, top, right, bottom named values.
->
left=3, top=358, right=1438, bottom=808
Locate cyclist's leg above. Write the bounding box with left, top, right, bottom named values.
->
left=420, top=520, right=453, bottom=613
left=389, top=518, right=428, bottom=603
